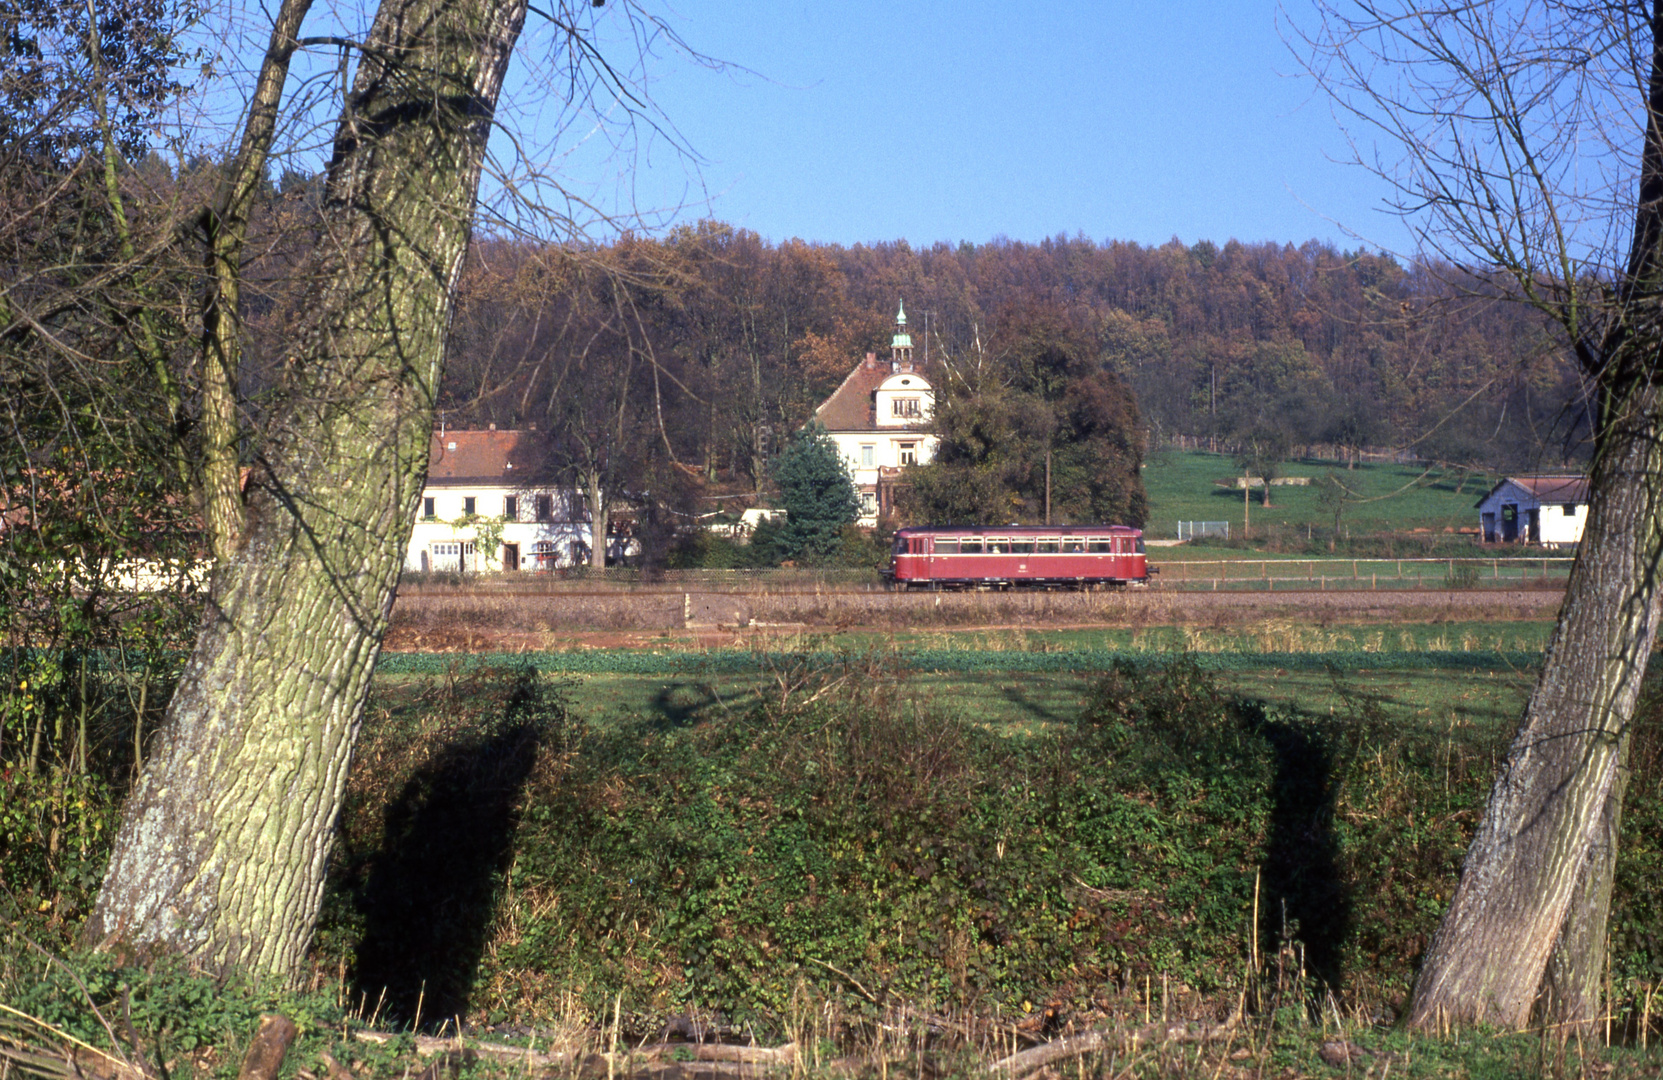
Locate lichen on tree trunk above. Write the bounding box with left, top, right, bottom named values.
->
left=85, top=0, right=529, bottom=979
left=1407, top=377, right=1663, bottom=1030
left=1403, top=1, right=1663, bottom=1030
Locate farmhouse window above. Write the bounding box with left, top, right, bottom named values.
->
left=463, top=496, right=477, bottom=516
left=898, top=442, right=917, bottom=466
left=423, top=497, right=435, bottom=519
left=505, top=495, right=519, bottom=519
left=536, top=494, right=553, bottom=521
left=532, top=540, right=556, bottom=569
left=431, top=540, right=475, bottom=571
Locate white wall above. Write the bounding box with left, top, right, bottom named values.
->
left=407, top=483, right=592, bottom=572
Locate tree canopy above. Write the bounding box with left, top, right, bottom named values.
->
left=904, top=307, right=1146, bottom=527
left=757, top=423, right=858, bottom=561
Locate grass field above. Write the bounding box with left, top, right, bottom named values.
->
left=1141, top=449, right=1495, bottom=540
left=544, top=661, right=1536, bottom=742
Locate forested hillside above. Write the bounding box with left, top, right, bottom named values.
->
left=437, top=222, right=1588, bottom=521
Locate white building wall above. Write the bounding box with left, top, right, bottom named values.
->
left=1476, top=482, right=1587, bottom=547
left=1537, top=503, right=1586, bottom=546
left=406, top=483, right=592, bottom=572
left=826, top=430, right=939, bottom=526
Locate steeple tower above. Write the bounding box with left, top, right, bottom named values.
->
left=890, top=299, right=914, bottom=372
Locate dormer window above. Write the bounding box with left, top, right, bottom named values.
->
left=892, top=398, right=921, bottom=418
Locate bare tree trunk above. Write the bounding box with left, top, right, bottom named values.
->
left=1407, top=379, right=1663, bottom=1029
left=86, top=0, right=527, bottom=981
left=1406, top=3, right=1663, bottom=1029
left=584, top=463, right=608, bottom=568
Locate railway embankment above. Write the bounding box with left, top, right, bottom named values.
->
left=386, top=582, right=1565, bottom=649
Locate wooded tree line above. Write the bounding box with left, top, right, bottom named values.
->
left=434, top=221, right=1588, bottom=518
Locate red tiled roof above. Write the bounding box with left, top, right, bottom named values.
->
left=813, top=359, right=932, bottom=432
left=1477, top=475, right=1589, bottom=507
left=426, top=430, right=544, bottom=485
left=814, top=360, right=889, bottom=430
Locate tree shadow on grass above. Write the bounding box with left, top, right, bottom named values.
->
left=348, top=668, right=564, bottom=1028
left=1253, top=711, right=1351, bottom=994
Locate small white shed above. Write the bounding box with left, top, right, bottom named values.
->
left=1476, top=476, right=1589, bottom=548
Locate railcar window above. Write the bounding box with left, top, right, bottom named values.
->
left=960, top=539, right=983, bottom=554
left=1011, top=540, right=1035, bottom=553
left=1088, top=538, right=1113, bottom=552
left=936, top=539, right=958, bottom=554
left=1062, top=538, right=1086, bottom=553
left=1036, top=539, right=1059, bottom=553
left=986, top=540, right=1006, bottom=554
left=893, top=536, right=908, bottom=554
left=1136, top=538, right=1146, bottom=553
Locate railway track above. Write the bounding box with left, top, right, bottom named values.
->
left=398, top=582, right=1566, bottom=600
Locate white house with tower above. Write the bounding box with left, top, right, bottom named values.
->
left=812, top=301, right=938, bottom=527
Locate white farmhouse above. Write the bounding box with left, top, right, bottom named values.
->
left=406, top=428, right=592, bottom=573
left=1476, top=475, right=1589, bottom=548
left=812, top=301, right=938, bottom=527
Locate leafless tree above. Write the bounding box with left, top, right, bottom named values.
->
left=1298, top=0, right=1663, bottom=1029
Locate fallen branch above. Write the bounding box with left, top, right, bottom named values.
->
left=986, top=1016, right=1238, bottom=1076
left=352, top=1032, right=799, bottom=1071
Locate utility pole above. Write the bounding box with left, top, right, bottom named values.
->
left=1045, top=448, right=1052, bottom=525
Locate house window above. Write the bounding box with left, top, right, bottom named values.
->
left=431, top=540, right=475, bottom=571
left=505, top=495, right=519, bottom=519
left=891, top=397, right=921, bottom=418
left=463, top=496, right=476, bottom=516
left=860, top=491, right=877, bottom=515
left=860, top=444, right=875, bottom=468
left=536, top=494, right=553, bottom=521
left=1563, top=504, right=1577, bottom=515
left=898, top=442, right=918, bottom=466
left=531, top=540, right=556, bottom=569
left=422, top=497, right=435, bottom=520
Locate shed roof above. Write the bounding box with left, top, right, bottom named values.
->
left=1476, top=475, right=1589, bottom=508
left=426, top=429, right=545, bottom=486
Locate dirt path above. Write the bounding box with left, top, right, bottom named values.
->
left=385, top=585, right=1563, bottom=652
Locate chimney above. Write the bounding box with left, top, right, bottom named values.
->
left=865, top=351, right=876, bottom=369
left=488, top=422, right=497, bottom=431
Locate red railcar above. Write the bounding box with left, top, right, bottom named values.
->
left=883, top=525, right=1153, bottom=589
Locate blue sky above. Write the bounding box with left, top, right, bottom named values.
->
left=523, top=1, right=1414, bottom=255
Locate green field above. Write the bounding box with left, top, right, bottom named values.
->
left=1141, top=449, right=1494, bottom=540
left=420, top=620, right=1549, bottom=737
